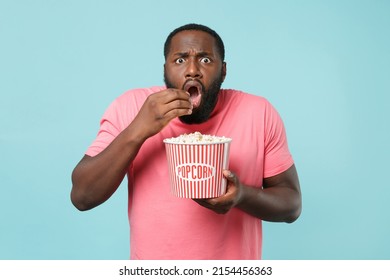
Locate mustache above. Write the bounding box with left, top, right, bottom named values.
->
left=182, top=79, right=204, bottom=90
left=163, top=69, right=205, bottom=92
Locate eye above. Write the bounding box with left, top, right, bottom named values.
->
left=175, top=58, right=186, bottom=64
left=200, top=57, right=211, bottom=63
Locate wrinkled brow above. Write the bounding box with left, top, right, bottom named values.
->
left=173, top=51, right=211, bottom=57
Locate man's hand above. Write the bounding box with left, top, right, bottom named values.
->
left=71, top=88, right=193, bottom=211
left=193, top=170, right=243, bottom=214
left=132, top=88, right=193, bottom=140
left=193, top=165, right=302, bottom=223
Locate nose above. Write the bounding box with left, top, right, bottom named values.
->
left=185, top=59, right=202, bottom=79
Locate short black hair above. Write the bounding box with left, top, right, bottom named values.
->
left=164, top=23, right=225, bottom=61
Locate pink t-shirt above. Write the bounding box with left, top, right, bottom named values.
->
left=86, top=86, right=294, bottom=259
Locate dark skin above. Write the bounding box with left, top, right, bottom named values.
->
left=70, top=88, right=193, bottom=211
left=71, top=30, right=302, bottom=223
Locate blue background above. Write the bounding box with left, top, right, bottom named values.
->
left=1, top=0, right=389, bottom=260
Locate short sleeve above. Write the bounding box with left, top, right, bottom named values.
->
left=85, top=99, right=123, bottom=157
left=83, top=87, right=164, bottom=157
left=263, top=100, right=294, bottom=178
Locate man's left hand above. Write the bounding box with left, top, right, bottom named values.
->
left=193, top=170, right=243, bottom=214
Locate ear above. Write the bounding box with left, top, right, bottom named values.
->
left=221, top=62, right=227, bottom=82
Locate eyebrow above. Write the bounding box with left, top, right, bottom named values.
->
left=173, top=51, right=212, bottom=57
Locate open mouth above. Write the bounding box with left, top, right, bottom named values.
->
left=184, top=81, right=202, bottom=108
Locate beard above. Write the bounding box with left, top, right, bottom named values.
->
left=164, top=71, right=224, bottom=124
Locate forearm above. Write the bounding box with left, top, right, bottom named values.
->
left=71, top=124, right=146, bottom=211
left=237, top=184, right=301, bottom=223
left=194, top=166, right=301, bottom=222
left=71, top=89, right=194, bottom=211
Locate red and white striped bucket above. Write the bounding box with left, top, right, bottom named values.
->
left=163, top=139, right=231, bottom=198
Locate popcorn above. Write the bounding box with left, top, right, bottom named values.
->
left=163, top=132, right=232, bottom=199
left=164, top=132, right=231, bottom=144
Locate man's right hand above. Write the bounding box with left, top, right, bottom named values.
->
left=71, top=88, right=192, bottom=211
left=131, top=88, right=193, bottom=140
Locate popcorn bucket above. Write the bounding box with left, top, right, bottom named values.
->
left=163, top=137, right=232, bottom=199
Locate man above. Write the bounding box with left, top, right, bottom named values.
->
left=71, top=23, right=302, bottom=259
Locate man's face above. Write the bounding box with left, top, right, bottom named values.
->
left=164, top=30, right=226, bottom=124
